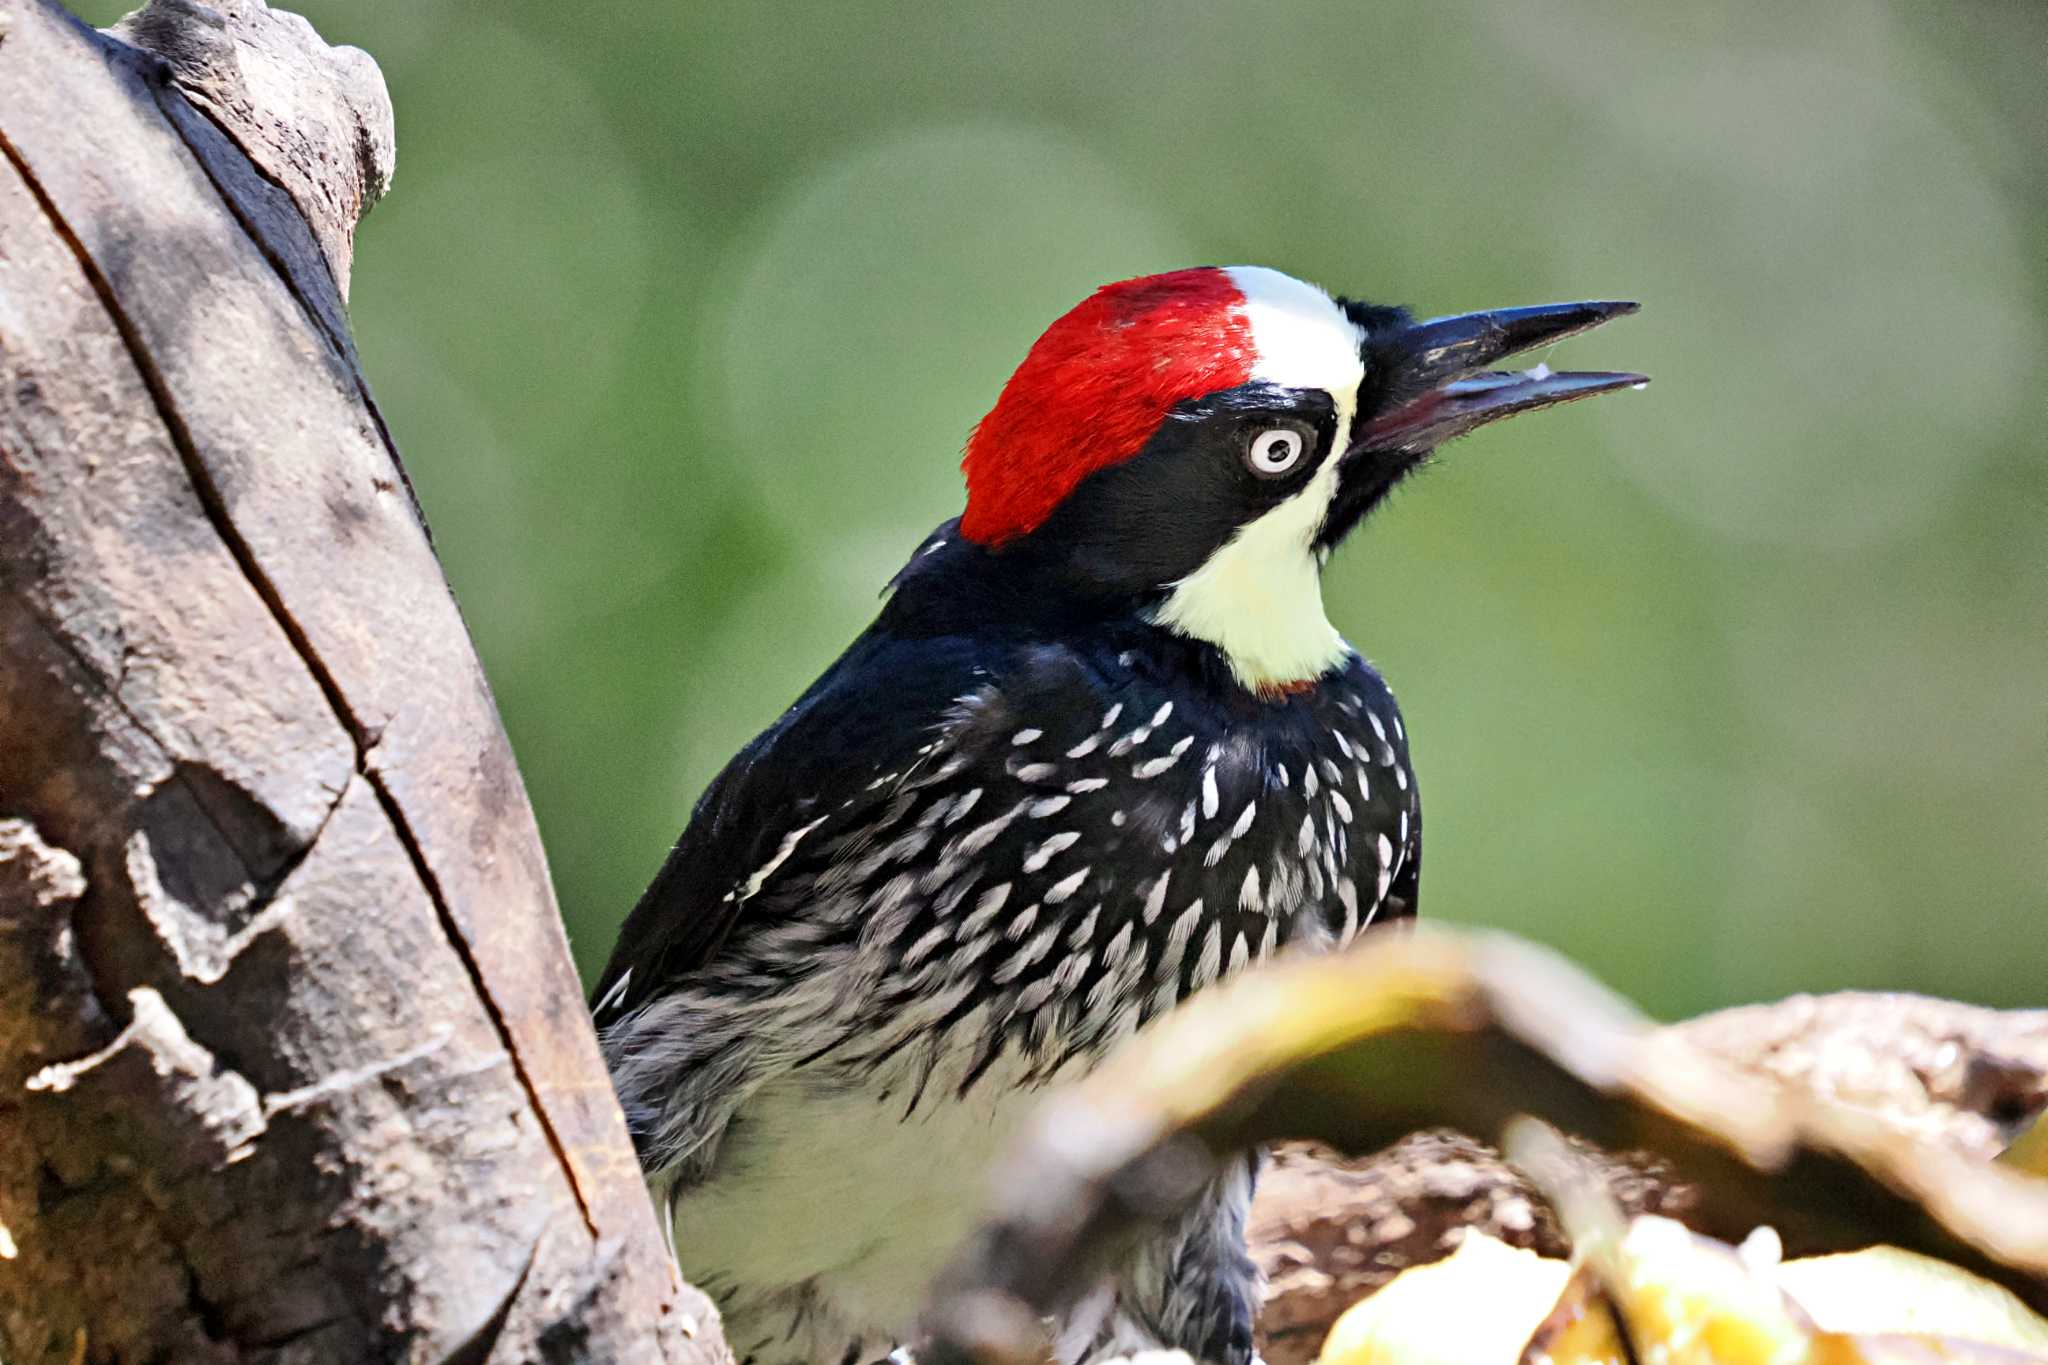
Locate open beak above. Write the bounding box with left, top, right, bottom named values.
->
left=1354, top=300, right=1645, bottom=453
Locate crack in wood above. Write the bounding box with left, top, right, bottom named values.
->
left=259, top=1027, right=458, bottom=1118
left=442, top=1219, right=549, bottom=1365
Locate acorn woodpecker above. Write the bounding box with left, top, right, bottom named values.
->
left=592, top=268, right=1640, bottom=1365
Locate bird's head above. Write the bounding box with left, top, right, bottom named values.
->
left=956, top=266, right=1642, bottom=695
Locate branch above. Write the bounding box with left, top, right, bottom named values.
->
left=1248, top=992, right=2048, bottom=1364
left=919, top=929, right=2048, bottom=1365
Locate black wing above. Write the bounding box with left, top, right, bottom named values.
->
left=1347, top=655, right=1421, bottom=927
left=588, top=626, right=1003, bottom=1024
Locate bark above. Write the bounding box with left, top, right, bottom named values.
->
left=1248, top=992, right=2048, bottom=1365
left=0, top=2, right=721, bottom=1360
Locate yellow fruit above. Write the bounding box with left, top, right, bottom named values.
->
left=1317, top=1234, right=1572, bottom=1365
left=1775, top=1246, right=2048, bottom=1356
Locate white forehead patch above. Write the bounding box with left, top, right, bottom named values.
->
left=1150, top=268, right=1366, bottom=692
left=1224, top=266, right=1367, bottom=419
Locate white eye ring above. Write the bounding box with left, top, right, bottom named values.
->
left=1245, top=426, right=1307, bottom=477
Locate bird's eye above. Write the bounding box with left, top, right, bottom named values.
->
left=1244, top=426, right=1308, bottom=479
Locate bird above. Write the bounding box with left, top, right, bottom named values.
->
left=590, top=266, right=1640, bottom=1365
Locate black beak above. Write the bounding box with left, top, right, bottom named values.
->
left=1354, top=300, right=1644, bottom=453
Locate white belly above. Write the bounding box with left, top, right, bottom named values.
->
left=673, top=1069, right=1041, bottom=1362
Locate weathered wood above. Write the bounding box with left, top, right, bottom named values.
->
left=0, top=2, right=718, bottom=1360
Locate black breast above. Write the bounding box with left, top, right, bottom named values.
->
left=738, top=635, right=1421, bottom=1104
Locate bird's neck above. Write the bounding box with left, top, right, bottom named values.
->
left=880, top=522, right=1349, bottom=700
left=1147, top=509, right=1347, bottom=694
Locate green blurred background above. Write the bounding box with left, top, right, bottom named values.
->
left=75, top=0, right=2046, bottom=1016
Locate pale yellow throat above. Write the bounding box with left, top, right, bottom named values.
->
left=1152, top=453, right=1351, bottom=693
left=1153, top=264, right=1366, bottom=694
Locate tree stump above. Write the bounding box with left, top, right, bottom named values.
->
left=0, top=3, right=721, bottom=1359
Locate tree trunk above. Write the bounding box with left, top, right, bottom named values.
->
left=0, top=2, right=721, bottom=1360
